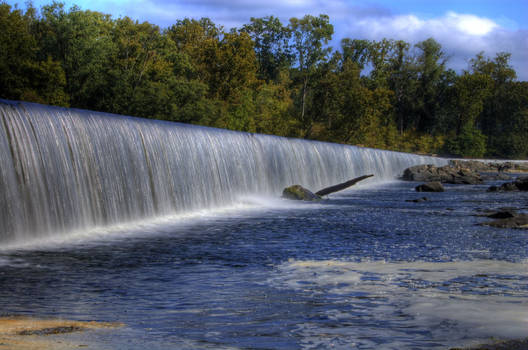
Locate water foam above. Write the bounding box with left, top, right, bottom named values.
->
left=270, top=259, right=528, bottom=348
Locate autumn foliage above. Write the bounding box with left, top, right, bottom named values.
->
left=1, top=3, right=527, bottom=158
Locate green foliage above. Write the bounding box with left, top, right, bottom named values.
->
left=0, top=3, right=68, bottom=105
left=0, top=3, right=527, bottom=159
left=444, top=125, right=487, bottom=158
left=288, top=14, right=334, bottom=136
left=253, top=71, right=296, bottom=136
left=242, top=16, right=292, bottom=82
left=341, top=38, right=370, bottom=70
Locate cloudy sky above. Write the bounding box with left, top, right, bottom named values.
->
left=10, top=0, right=528, bottom=80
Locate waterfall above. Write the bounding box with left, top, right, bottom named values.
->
left=0, top=100, right=447, bottom=243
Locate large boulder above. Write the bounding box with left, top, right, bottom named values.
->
left=403, top=164, right=482, bottom=185
left=282, top=185, right=321, bottom=201
left=415, top=181, right=444, bottom=192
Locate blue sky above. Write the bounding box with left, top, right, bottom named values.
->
left=8, top=0, right=528, bottom=80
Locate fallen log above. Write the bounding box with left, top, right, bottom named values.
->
left=315, top=174, right=374, bottom=197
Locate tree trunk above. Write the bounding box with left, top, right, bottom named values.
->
left=315, top=174, right=374, bottom=196
left=301, top=75, right=308, bottom=125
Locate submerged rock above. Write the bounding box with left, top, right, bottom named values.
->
left=405, top=197, right=428, bottom=203
left=415, top=182, right=444, bottom=192
left=480, top=213, right=528, bottom=229
left=475, top=207, right=518, bottom=219
left=282, top=185, right=321, bottom=201
left=481, top=208, right=518, bottom=219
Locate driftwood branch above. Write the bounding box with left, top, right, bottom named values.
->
left=315, top=174, right=374, bottom=196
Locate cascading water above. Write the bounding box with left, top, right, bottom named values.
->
left=0, top=100, right=447, bottom=244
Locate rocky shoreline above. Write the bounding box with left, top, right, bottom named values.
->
left=402, top=160, right=528, bottom=229
left=0, top=316, right=122, bottom=349
left=402, top=159, right=528, bottom=185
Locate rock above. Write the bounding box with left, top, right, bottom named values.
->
left=450, top=337, right=528, bottom=350
left=402, top=164, right=482, bottom=185
left=0, top=316, right=123, bottom=350
left=449, top=160, right=495, bottom=172
left=515, top=176, right=528, bottom=190
left=415, top=182, right=444, bottom=192
left=488, top=182, right=518, bottom=192
left=487, top=185, right=499, bottom=192
left=406, top=197, right=428, bottom=203
left=503, top=182, right=518, bottom=191
left=487, top=176, right=528, bottom=192
left=282, top=185, right=321, bottom=201
left=481, top=172, right=512, bottom=181
left=404, top=161, right=528, bottom=186
left=483, top=209, right=518, bottom=219
left=499, top=162, right=528, bottom=173
left=481, top=213, right=528, bottom=229
left=449, top=160, right=528, bottom=173
left=402, top=164, right=437, bottom=181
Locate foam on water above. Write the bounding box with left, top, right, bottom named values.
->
left=270, top=259, right=528, bottom=349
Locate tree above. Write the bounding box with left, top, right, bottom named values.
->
left=442, top=72, right=492, bottom=157
left=368, top=39, right=398, bottom=88
left=386, top=40, right=413, bottom=134
left=470, top=52, right=522, bottom=157
left=36, top=3, right=114, bottom=108
left=341, top=38, right=371, bottom=71
left=309, top=55, right=396, bottom=148
left=288, top=14, right=333, bottom=136
left=253, top=71, right=295, bottom=136
left=412, top=38, right=448, bottom=133
left=242, top=16, right=292, bottom=82
left=0, top=3, right=68, bottom=105
left=0, top=3, right=34, bottom=100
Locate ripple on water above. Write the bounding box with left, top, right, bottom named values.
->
left=269, top=258, right=528, bottom=349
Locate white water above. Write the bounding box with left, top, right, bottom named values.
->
left=270, top=259, right=528, bottom=349
left=0, top=100, right=446, bottom=243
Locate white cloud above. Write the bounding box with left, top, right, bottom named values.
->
left=445, top=12, right=498, bottom=36
left=350, top=11, right=499, bottom=41
left=342, top=11, right=527, bottom=79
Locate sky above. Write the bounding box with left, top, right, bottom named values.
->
left=8, top=0, right=528, bottom=80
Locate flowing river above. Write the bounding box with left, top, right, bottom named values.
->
left=0, top=100, right=526, bottom=349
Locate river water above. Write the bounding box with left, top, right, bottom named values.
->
left=1, top=180, right=527, bottom=349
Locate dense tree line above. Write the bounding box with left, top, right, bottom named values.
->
left=1, top=2, right=527, bottom=158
